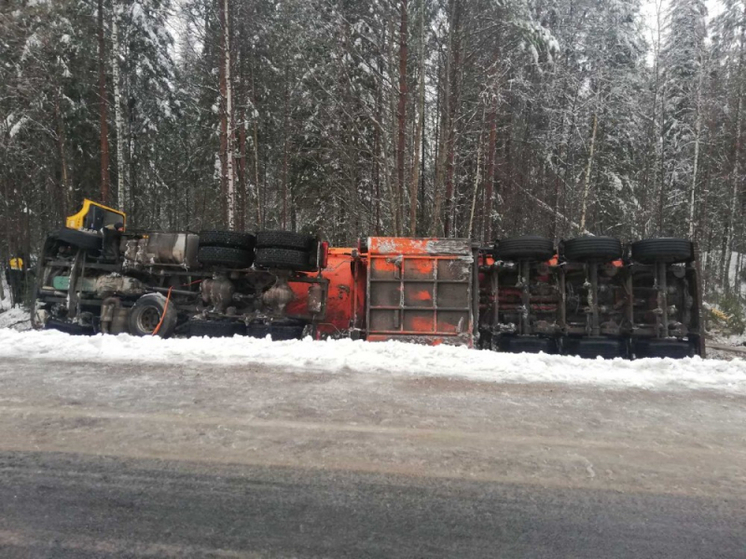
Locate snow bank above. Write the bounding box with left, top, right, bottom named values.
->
left=0, top=308, right=31, bottom=331
left=0, top=277, right=31, bottom=330
left=0, top=329, right=744, bottom=393
left=0, top=276, right=30, bottom=330
left=0, top=276, right=10, bottom=312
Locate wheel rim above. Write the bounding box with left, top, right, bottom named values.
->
left=137, top=307, right=161, bottom=334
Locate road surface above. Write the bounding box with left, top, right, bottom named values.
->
left=0, top=357, right=745, bottom=557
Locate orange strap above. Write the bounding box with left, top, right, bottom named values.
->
left=151, top=280, right=201, bottom=336
left=152, top=286, right=173, bottom=336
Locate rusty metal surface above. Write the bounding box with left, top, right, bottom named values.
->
left=366, top=238, right=475, bottom=346
left=368, top=237, right=473, bottom=256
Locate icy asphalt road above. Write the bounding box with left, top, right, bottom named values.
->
left=0, top=356, right=745, bottom=558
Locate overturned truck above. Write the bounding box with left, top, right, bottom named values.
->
left=33, top=200, right=704, bottom=359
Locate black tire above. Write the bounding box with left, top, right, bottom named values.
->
left=129, top=293, right=177, bottom=338
left=198, top=246, right=254, bottom=268
left=55, top=228, right=102, bottom=251
left=199, top=230, right=256, bottom=250
left=256, top=230, right=315, bottom=251
left=255, top=247, right=312, bottom=271
left=495, top=236, right=555, bottom=262
left=566, top=338, right=627, bottom=359
left=501, top=336, right=557, bottom=354
left=630, top=238, right=693, bottom=264
left=189, top=319, right=245, bottom=338
left=634, top=339, right=693, bottom=359
left=563, top=236, right=622, bottom=263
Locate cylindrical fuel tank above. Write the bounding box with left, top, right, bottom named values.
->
left=141, top=233, right=200, bottom=267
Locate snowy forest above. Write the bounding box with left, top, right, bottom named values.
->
left=1, top=0, right=745, bottom=306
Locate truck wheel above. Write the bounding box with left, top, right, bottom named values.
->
left=255, top=247, right=312, bottom=271
left=129, top=293, right=177, bottom=337
left=630, top=238, right=693, bottom=264
left=256, top=231, right=315, bottom=251
left=199, top=230, right=256, bottom=250
left=189, top=319, right=245, bottom=338
left=198, top=246, right=254, bottom=268
left=562, top=236, right=622, bottom=263
left=495, top=236, right=555, bottom=262
left=567, top=338, right=627, bottom=359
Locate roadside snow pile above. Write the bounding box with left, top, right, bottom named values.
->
left=0, top=329, right=744, bottom=393
left=712, top=332, right=746, bottom=347
left=0, top=277, right=10, bottom=312
left=0, top=275, right=31, bottom=330
left=0, top=307, right=31, bottom=331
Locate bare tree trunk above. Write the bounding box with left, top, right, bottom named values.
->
left=281, top=62, right=291, bottom=230
left=552, top=60, right=571, bottom=240
left=723, top=91, right=743, bottom=290
left=722, top=26, right=745, bottom=291
left=97, top=0, right=110, bottom=204
left=430, top=45, right=446, bottom=237
left=387, top=17, right=401, bottom=236
left=409, top=0, right=424, bottom=236
left=55, top=92, right=70, bottom=217
left=657, top=143, right=668, bottom=234
left=468, top=135, right=482, bottom=238
left=219, top=0, right=236, bottom=229
left=218, top=0, right=228, bottom=222
left=372, top=29, right=384, bottom=235
left=688, top=115, right=702, bottom=239
left=701, top=164, right=712, bottom=294
left=112, top=4, right=127, bottom=213
left=236, top=48, right=247, bottom=231
left=689, top=112, right=702, bottom=239
left=653, top=0, right=665, bottom=236
left=688, top=57, right=705, bottom=239
left=238, top=108, right=247, bottom=231
left=396, top=0, right=408, bottom=236
left=254, top=117, right=262, bottom=228
left=443, top=0, right=461, bottom=237
left=484, top=106, right=497, bottom=243
left=224, top=0, right=235, bottom=229
left=250, top=64, right=262, bottom=229
left=578, top=112, right=597, bottom=233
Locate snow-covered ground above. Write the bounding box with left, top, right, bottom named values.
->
left=0, top=276, right=10, bottom=312
left=0, top=307, right=31, bottom=330
left=0, top=277, right=31, bottom=330
left=0, top=289, right=31, bottom=330
left=0, top=328, right=744, bottom=394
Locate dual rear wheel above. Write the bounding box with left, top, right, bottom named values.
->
left=197, top=230, right=316, bottom=270
left=495, top=235, right=693, bottom=264
left=255, top=231, right=317, bottom=271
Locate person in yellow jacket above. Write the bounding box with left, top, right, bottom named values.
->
left=5, top=256, right=25, bottom=307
